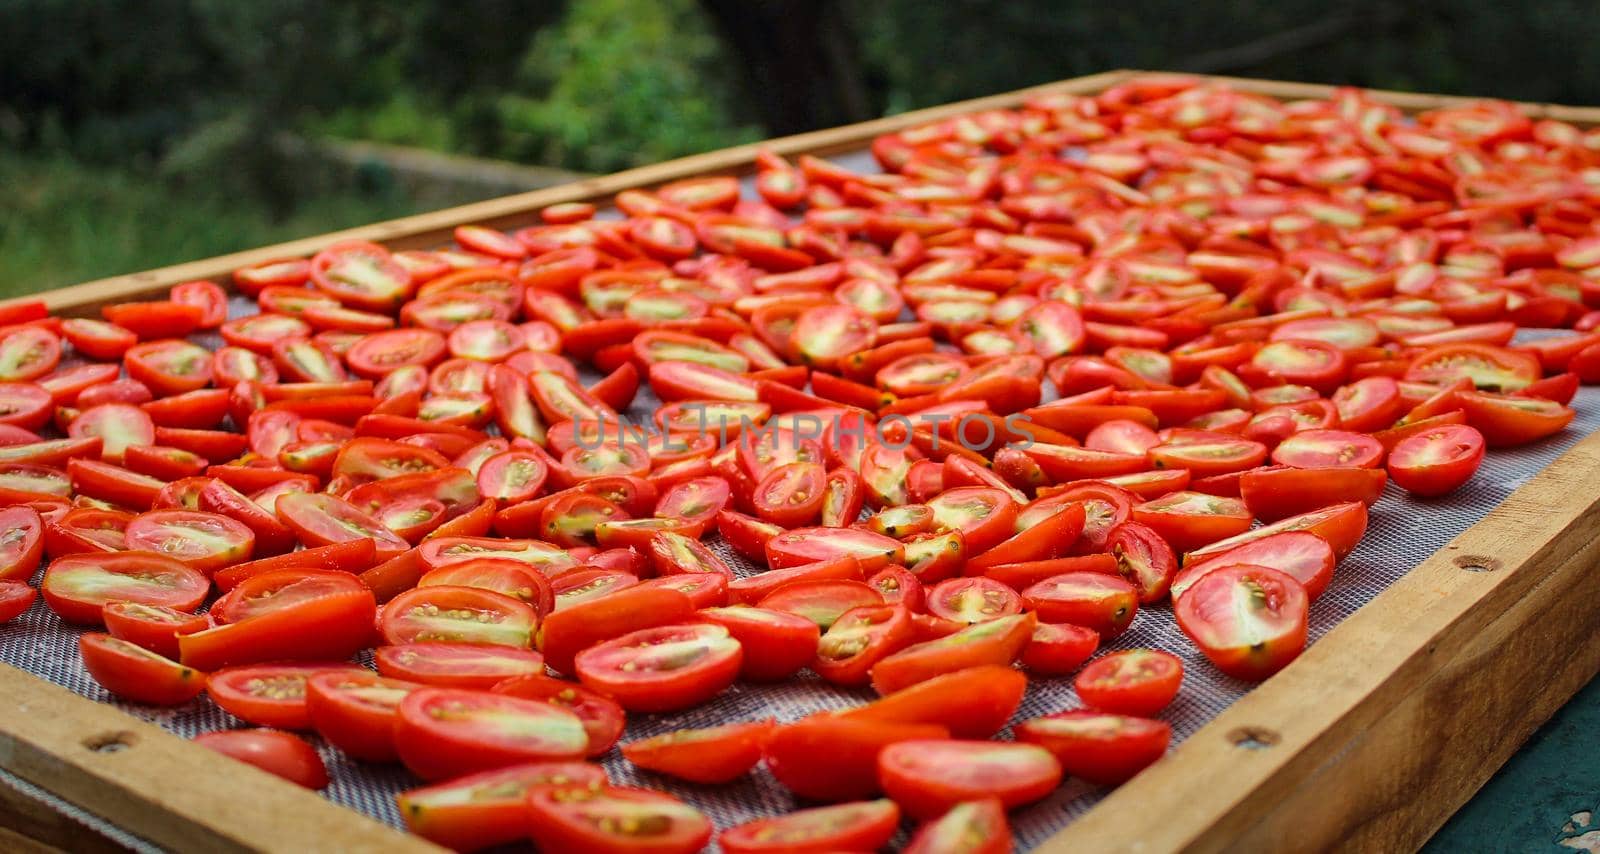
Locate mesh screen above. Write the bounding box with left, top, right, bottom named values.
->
left=0, top=151, right=1594, bottom=851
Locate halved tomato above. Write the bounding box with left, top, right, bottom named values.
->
left=1239, top=465, right=1387, bottom=522
left=869, top=612, right=1036, bottom=695
left=492, top=673, right=626, bottom=758
left=904, top=799, right=1013, bottom=854
left=380, top=585, right=538, bottom=648
left=1456, top=390, right=1575, bottom=446
left=1014, top=711, right=1170, bottom=785
left=123, top=510, right=255, bottom=575
left=42, top=551, right=208, bottom=624
left=79, top=632, right=205, bottom=706
left=573, top=622, right=741, bottom=712
left=698, top=605, right=820, bottom=682
left=1270, top=429, right=1385, bottom=469
left=721, top=800, right=900, bottom=854
left=1074, top=649, right=1183, bottom=716
left=622, top=719, right=775, bottom=784
left=1404, top=343, right=1540, bottom=392
left=375, top=641, right=546, bottom=690
left=1171, top=530, right=1337, bottom=602
left=878, top=739, right=1061, bottom=819
left=192, top=729, right=328, bottom=790
left=526, top=786, right=711, bottom=854
left=1174, top=564, right=1309, bottom=681
left=208, top=662, right=364, bottom=729
left=763, top=715, right=949, bottom=801
left=394, top=687, right=589, bottom=780
left=396, top=762, right=609, bottom=852
left=1387, top=423, right=1486, bottom=496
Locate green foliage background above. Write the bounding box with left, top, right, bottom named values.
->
left=5, top=0, right=1600, bottom=295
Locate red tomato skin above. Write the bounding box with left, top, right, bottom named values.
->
left=305, top=670, right=420, bottom=762
left=698, top=605, right=821, bottom=682
left=394, top=688, right=590, bottom=781
left=397, top=762, right=609, bottom=852
left=1387, top=424, right=1486, bottom=496
left=620, top=719, right=775, bottom=784
left=1073, top=649, right=1184, bottom=716
left=1013, top=711, right=1170, bottom=785
left=721, top=800, right=901, bottom=854
left=763, top=716, right=950, bottom=801
left=877, top=739, right=1063, bottom=819
left=840, top=665, right=1026, bottom=739
left=903, top=799, right=1013, bottom=854
left=491, top=673, right=627, bottom=758
left=193, top=729, right=329, bottom=789
left=1020, top=621, right=1100, bottom=676
left=78, top=632, right=206, bottom=706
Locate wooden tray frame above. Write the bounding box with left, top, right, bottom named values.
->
left=5, top=69, right=1600, bottom=853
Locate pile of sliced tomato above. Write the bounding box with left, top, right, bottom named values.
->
left=3, top=73, right=1599, bottom=851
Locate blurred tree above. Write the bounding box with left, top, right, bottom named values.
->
left=493, top=0, right=761, bottom=173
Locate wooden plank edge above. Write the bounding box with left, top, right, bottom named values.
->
left=0, top=665, right=441, bottom=854
left=1038, top=427, right=1600, bottom=853
left=26, top=70, right=1140, bottom=317
left=0, top=777, right=132, bottom=854
left=1149, top=69, right=1581, bottom=117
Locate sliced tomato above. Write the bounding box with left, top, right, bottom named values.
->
left=396, top=762, right=609, bottom=852
left=275, top=491, right=411, bottom=560
left=208, top=662, right=364, bottom=729
left=1020, top=621, right=1100, bottom=677
left=1404, top=343, right=1540, bottom=392
left=721, top=800, right=900, bottom=854
left=763, top=715, right=949, bottom=801
left=79, top=632, right=205, bottom=706
left=42, top=551, right=208, bottom=624
left=1239, top=465, right=1387, bottom=522
left=573, top=622, right=741, bottom=712
left=380, top=585, right=538, bottom=648
left=192, top=729, right=328, bottom=790
left=1387, top=423, right=1486, bottom=496
left=1074, top=649, right=1183, bottom=716
left=878, top=739, right=1061, bottom=819
left=375, top=641, right=546, bottom=690
left=868, top=612, right=1036, bottom=695
left=526, top=786, right=712, bottom=854
left=1456, top=390, right=1575, bottom=446
left=394, top=687, right=589, bottom=780
left=1014, top=711, right=1170, bottom=785
left=904, top=799, right=1013, bottom=854
left=492, top=673, right=627, bottom=758
left=1174, top=563, right=1309, bottom=681
left=123, top=510, right=255, bottom=575
left=1185, top=500, right=1368, bottom=563
left=1172, top=531, right=1337, bottom=602
left=840, top=664, right=1025, bottom=739
left=622, top=719, right=775, bottom=784
left=698, top=605, right=820, bottom=682
left=1271, top=429, right=1385, bottom=469
left=177, top=570, right=376, bottom=670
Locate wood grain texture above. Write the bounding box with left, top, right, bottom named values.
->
left=20, top=70, right=1138, bottom=319
left=0, top=778, right=131, bottom=854
left=0, top=665, right=440, bottom=854
left=1040, top=428, right=1600, bottom=853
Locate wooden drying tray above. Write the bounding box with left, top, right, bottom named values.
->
left=4, top=69, right=1599, bottom=853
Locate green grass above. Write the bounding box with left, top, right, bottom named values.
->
left=0, top=153, right=422, bottom=298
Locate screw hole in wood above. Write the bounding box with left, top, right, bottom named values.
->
left=1228, top=727, right=1280, bottom=750
left=83, top=731, right=136, bottom=753
left=1453, top=555, right=1501, bottom=573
